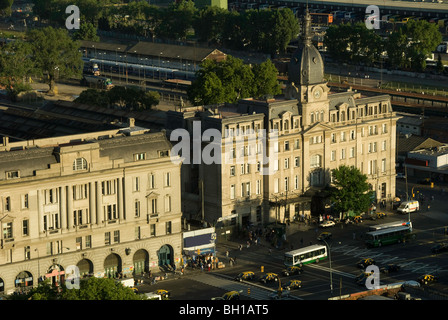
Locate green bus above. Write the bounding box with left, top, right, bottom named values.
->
left=284, top=245, right=327, bottom=267
left=365, top=225, right=414, bottom=248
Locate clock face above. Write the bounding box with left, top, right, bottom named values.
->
left=314, top=88, right=321, bottom=99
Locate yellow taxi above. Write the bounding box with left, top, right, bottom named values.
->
left=376, top=212, right=387, bottom=219
left=155, top=289, right=170, bottom=299
left=282, top=279, right=302, bottom=290
left=417, top=274, right=438, bottom=285
left=281, top=266, right=303, bottom=276
left=259, top=272, right=278, bottom=284
left=234, top=271, right=255, bottom=282
left=221, top=291, right=241, bottom=300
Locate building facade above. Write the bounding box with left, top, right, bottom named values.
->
left=167, top=10, right=399, bottom=229
left=0, top=122, right=182, bottom=295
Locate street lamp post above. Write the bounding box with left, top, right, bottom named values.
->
left=322, top=239, right=333, bottom=294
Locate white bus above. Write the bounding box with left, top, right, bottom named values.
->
left=284, top=244, right=327, bottom=267
left=365, top=225, right=414, bottom=248
left=369, top=220, right=412, bottom=232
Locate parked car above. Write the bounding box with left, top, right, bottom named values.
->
left=259, top=273, right=278, bottom=284
left=380, top=264, right=401, bottom=274
left=281, top=266, right=303, bottom=276
left=355, top=272, right=373, bottom=286
left=234, top=271, right=255, bottom=282
left=319, top=220, right=335, bottom=228
left=357, top=258, right=375, bottom=269
left=431, top=242, right=448, bottom=254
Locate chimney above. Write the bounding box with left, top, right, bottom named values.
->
left=128, top=118, right=135, bottom=128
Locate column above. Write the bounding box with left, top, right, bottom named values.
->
left=89, top=182, right=96, bottom=225
left=96, top=181, right=102, bottom=224
left=117, top=178, right=124, bottom=220
left=60, top=186, right=67, bottom=230
left=37, top=190, right=44, bottom=234
left=67, top=185, right=73, bottom=229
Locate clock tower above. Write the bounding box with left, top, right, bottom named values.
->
left=287, top=9, right=330, bottom=127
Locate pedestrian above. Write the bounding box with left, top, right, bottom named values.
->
left=427, top=204, right=430, bottom=212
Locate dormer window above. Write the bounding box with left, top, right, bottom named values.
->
left=6, top=170, right=19, bottom=179
left=73, top=158, right=87, bottom=171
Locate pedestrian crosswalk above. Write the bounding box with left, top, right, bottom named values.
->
left=189, top=273, right=300, bottom=300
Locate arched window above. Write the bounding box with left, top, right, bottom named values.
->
left=73, top=158, right=87, bottom=171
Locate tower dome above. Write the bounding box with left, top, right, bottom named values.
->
left=288, top=10, right=325, bottom=86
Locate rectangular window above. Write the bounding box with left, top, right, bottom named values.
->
left=133, top=177, right=140, bottom=192
left=24, top=246, right=30, bottom=260
left=165, top=196, right=171, bottom=212
left=284, top=158, right=290, bottom=169
left=230, top=184, right=235, bottom=200
left=350, top=147, right=355, bottom=158
left=166, top=221, right=172, bottom=235
left=22, top=220, right=29, bottom=236
left=6, top=170, right=19, bottom=179
left=2, top=222, right=12, bottom=239
left=22, top=194, right=29, bottom=209
left=105, top=204, right=117, bottom=221
left=382, top=158, right=386, bottom=173
left=150, top=224, right=156, bottom=237
left=149, top=174, right=156, bottom=189
left=114, top=230, right=120, bottom=243
left=105, top=232, right=111, bottom=245
left=256, top=180, right=261, bottom=195
left=135, top=226, right=141, bottom=240
left=134, top=153, right=146, bottom=161
left=164, top=172, right=171, bottom=187
left=101, top=180, right=116, bottom=195
left=73, top=184, right=88, bottom=200
left=331, top=150, right=336, bottom=161
left=295, top=156, right=300, bottom=167
left=76, top=237, right=82, bottom=250
left=85, top=235, right=91, bottom=249
left=135, top=200, right=140, bottom=217
left=151, top=199, right=158, bottom=214
left=230, top=166, right=235, bottom=176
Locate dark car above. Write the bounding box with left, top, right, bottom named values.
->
left=355, top=272, right=373, bottom=286
left=380, top=264, right=401, bottom=274
left=356, top=258, right=375, bottom=269
left=431, top=242, right=448, bottom=254
left=417, top=274, right=438, bottom=285
left=281, top=266, right=303, bottom=277
left=259, top=273, right=278, bottom=284
left=317, top=232, right=332, bottom=241
left=234, top=271, right=255, bottom=282
left=419, top=178, right=432, bottom=185
left=282, top=279, right=302, bottom=290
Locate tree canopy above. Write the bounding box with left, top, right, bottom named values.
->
left=0, top=40, right=36, bottom=99
left=328, top=165, right=374, bottom=218
left=325, top=20, right=442, bottom=72
left=74, top=86, right=160, bottom=110
left=187, top=56, right=281, bottom=105
left=26, top=26, right=83, bottom=94
left=9, top=278, right=145, bottom=300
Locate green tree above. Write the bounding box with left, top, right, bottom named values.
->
left=73, top=22, right=100, bottom=41
left=325, top=23, right=383, bottom=65
left=329, top=165, right=374, bottom=218
left=0, top=40, right=36, bottom=99
left=188, top=55, right=281, bottom=105
left=27, top=26, right=84, bottom=94
left=193, top=6, right=229, bottom=44
left=0, top=0, right=13, bottom=15
left=386, top=20, right=441, bottom=71
left=156, top=0, right=197, bottom=40
left=61, top=277, right=144, bottom=300
left=252, top=59, right=281, bottom=99
left=74, top=88, right=109, bottom=107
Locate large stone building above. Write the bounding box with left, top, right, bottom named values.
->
left=167, top=10, right=399, bottom=230
left=0, top=121, right=182, bottom=295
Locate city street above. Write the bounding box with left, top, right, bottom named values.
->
left=136, top=178, right=448, bottom=300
